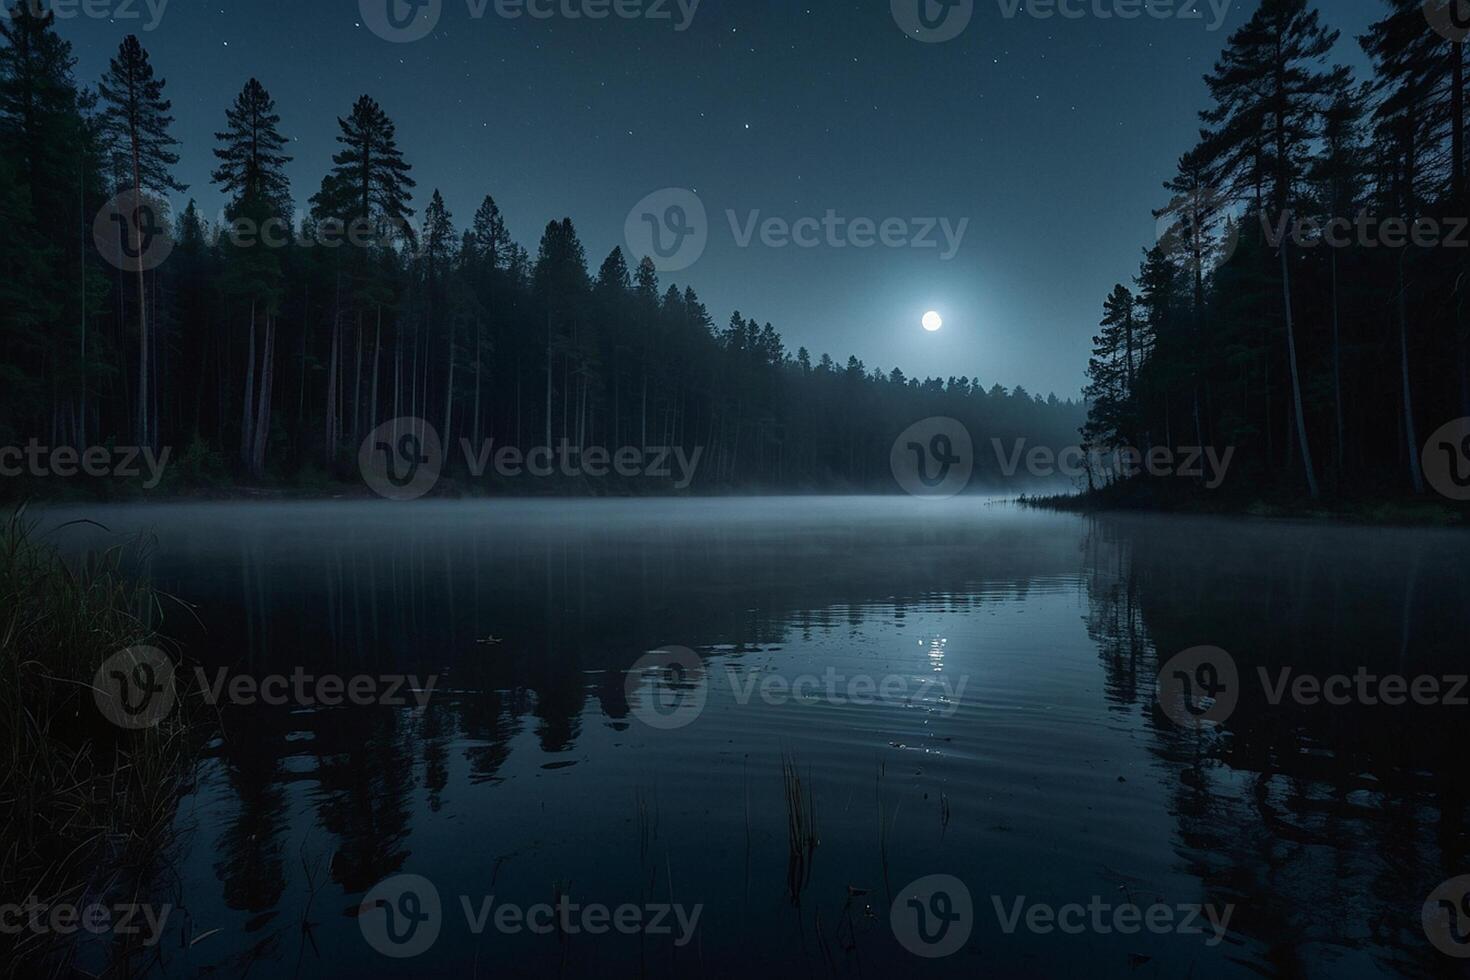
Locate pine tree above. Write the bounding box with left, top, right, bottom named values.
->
left=470, top=195, right=511, bottom=273
left=0, top=5, right=94, bottom=442
left=311, top=95, right=415, bottom=246
left=98, top=35, right=185, bottom=448
left=211, top=78, right=292, bottom=474
left=1082, top=285, right=1139, bottom=455
left=1199, top=0, right=1347, bottom=499
left=211, top=77, right=292, bottom=220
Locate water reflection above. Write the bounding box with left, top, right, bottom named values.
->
left=40, top=499, right=1470, bottom=977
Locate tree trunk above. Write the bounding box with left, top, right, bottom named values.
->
left=252, top=313, right=276, bottom=476
left=472, top=317, right=482, bottom=447
left=325, top=309, right=340, bottom=462
left=371, top=305, right=382, bottom=431
left=1280, top=243, right=1319, bottom=499
left=353, top=311, right=364, bottom=444
left=443, top=317, right=455, bottom=451
left=241, top=299, right=257, bottom=467
left=1398, top=250, right=1423, bottom=494
left=1454, top=38, right=1465, bottom=206
left=1331, top=249, right=1344, bottom=483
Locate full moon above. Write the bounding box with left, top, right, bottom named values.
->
left=922, top=311, right=943, bottom=332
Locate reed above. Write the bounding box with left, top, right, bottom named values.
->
left=781, top=751, right=818, bottom=906
left=0, top=509, right=195, bottom=977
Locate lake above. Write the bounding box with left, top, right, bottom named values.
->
left=37, top=498, right=1470, bottom=977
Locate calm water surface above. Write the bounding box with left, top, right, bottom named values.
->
left=38, top=498, right=1470, bottom=978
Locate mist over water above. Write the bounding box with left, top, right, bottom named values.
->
left=33, top=498, right=1470, bottom=977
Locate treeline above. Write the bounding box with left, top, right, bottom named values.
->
left=1083, top=0, right=1469, bottom=500
left=0, top=8, right=1082, bottom=494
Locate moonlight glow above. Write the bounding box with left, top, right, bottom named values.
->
left=922, top=311, right=943, bottom=332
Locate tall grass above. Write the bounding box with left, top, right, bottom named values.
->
left=0, top=509, right=194, bottom=977
left=782, top=751, right=818, bottom=907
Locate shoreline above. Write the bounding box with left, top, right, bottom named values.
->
left=1018, top=483, right=1468, bottom=528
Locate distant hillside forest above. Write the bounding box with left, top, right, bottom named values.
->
left=0, top=9, right=1082, bottom=495
left=1083, top=0, right=1470, bottom=503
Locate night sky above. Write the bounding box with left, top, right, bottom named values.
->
left=60, top=0, right=1384, bottom=398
